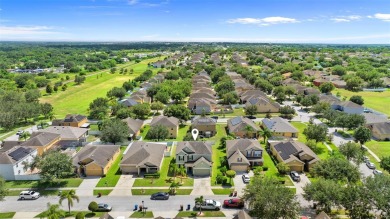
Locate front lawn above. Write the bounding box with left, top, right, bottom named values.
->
left=212, top=188, right=233, bottom=195
left=261, top=143, right=293, bottom=185
left=130, top=211, right=154, bottom=218
left=93, top=189, right=112, bottom=196
left=0, top=212, right=15, bottom=219
left=365, top=140, right=390, bottom=158
left=5, top=178, right=83, bottom=189
left=176, top=211, right=225, bottom=217
left=131, top=189, right=192, bottom=195
left=96, top=146, right=126, bottom=187
left=35, top=211, right=104, bottom=218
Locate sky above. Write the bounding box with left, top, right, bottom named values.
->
left=0, top=0, right=389, bottom=44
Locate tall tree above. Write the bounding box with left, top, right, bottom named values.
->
left=303, top=123, right=328, bottom=143
left=40, top=103, right=54, bottom=119
left=319, top=82, right=335, bottom=94
left=100, top=118, right=129, bottom=144
left=311, top=157, right=360, bottom=183
left=353, top=126, right=372, bottom=145
left=146, top=125, right=169, bottom=141
left=245, top=105, right=257, bottom=116
left=339, top=142, right=365, bottom=164
left=163, top=104, right=190, bottom=123
left=349, top=95, right=364, bottom=105
left=0, top=176, right=8, bottom=201
left=19, top=131, right=31, bottom=141
left=303, top=179, right=342, bottom=213
left=365, top=175, right=390, bottom=218
left=44, top=203, right=66, bottom=219
left=341, top=184, right=373, bottom=219
left=243, top=176, right=300, bottom=219
left=380, top=156, right=390, bottom=173
left=259, top=127, right=272, bottom=143
left=131, top=103, right=151, bottom=119
left=39, top=150, right=73, bottom=183
left=59, top=189, right=79, bottom=214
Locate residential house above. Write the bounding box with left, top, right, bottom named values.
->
left=190, top=92, right=215, bottom=100
left=227, top=116, right=260, bottom=138
left=52, top=114, right=88, bottom=128
left=122, top=117, right=144, bottom=139
left=245, top=96, right=280, bottom=113
left=38, top=126, right=88, bottom=148
left=0, top=146, right=39, bottom=180
left=226, top=139, right=263, bottom=172
left=21, top=132, right=60, bottom=155
left=120, top=98, right=139, bottom=107
left=192, top=88, right=217, bottom=96
left=120, top=141, right=166, bottom=175
left=239, top=89, right=267, bottom=104
left=176, top=141, right=212, bottom=176
left=73, top=144, right=120, bottom=176
left=191, top=116, right=217, bottom=137
left=320, top=95, right=364, bottom=114
left=368, top=122, right=390, bottom=141
left=188, top=98, right=217, bottom=115
left=261, top=117, right=299, bottom=138
left=363, top=113, right=388, bottom=125
left=282, top=78, right=300, bottom=86
left=150, top=116, right=179, bottom=138
left=269, top=140, right=319, bottom=172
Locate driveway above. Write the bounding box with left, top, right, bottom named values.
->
left=289, top=172, right=312, bottom=208
left=233, top=171, right=252, bottom=196
left=190, top=176, right=213, bottom=196
left=75, top=176, right=100, bottom=196
left=109, top=174, right=135, bottom=196
left=5, top=125, right=39, bottom=141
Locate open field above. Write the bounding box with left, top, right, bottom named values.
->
left=40, top=57, right=164, bottom=118
left=333, top=88, right=390, bottom=116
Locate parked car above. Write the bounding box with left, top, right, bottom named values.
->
left=223, top=198, right=244, bottom=208
left=96, top=203, right=112, bottom=212
left=366, top=161, right=376, bottom=169
left=290, top=171, right=301, bottom=182
left=196, top=199, right=221, bottom=210
left=16, top=130, right=24, bottom=136
left=19, top=191, right=40, bottom=200
left=373, top=169, right=383, bottom=175
left=242, top=174, right=250, bottom=183
left=151, top=192, right=169, bottom=200
left=245, top=115, right=256, bottom=120
left=363, top=156, right=369, bottom=162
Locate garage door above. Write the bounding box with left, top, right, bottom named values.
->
left=120, top=166, right=138, bottom=174
left=231, top=164, right=248, bottom=172
left=193, top=168, right=210, bottom=176
left=289, top=165, right=303, bottom=172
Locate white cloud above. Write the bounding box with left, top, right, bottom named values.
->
left=331, top=15, right=361, bottom=22
left=0, top=25, right=60, bottom=35
left=143, top=34, right=159, bottom=38
left=127, top=0, right=138, bottom=5
left=227, top=16, right=298, bottom=26
left=331, top=18, right=350, bottom=22
left=373, top=13, right=390, bottom=22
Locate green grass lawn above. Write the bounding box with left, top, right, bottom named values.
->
left=261, top=143, right=293, bottom=185
left=333, top=88, right=390, bottom=116
left=130, top=211, right=154, bottom=218
left=227, top=108, right=280, bottom=118
left=133, top=145, right=194, bottom=187
left=0, top=212, right=15, bottom=219
left=365, top=140, right=390, bottom=158
left=96, top=147, right=126, bottom=187
left=5, top=178, right=83, bottom=189
left=40, top=56, right=163, bottom=118
left=212, top=188, right=233, bottom=195
left=131, top=189, right=192, bottom=195
left=35, top=211, right=104, bottom=218
left=176, top=211, right=225, bottom=217
left=93, top=189, right=113, bottom=196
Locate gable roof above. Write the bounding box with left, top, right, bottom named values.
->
left=150, top=116, right=179, bottom=127
left=192, top=116, right=216, bottom=126
left=73, top=144, right=120, bottom=168
left=270, top=140, right=319, bottom=163
left=122, top=118, right=144, bottom=135
left=39, top=126, right=88, bottom=139
left=0, top=146, right=36, bottom=164
left=226, top=139, right=263, bottom=158
left=64, top=114, right=86, bottom=123
left=227, top=149, right=250, bottom=165
left=121, top=142, right=166, bottom=167
left=246, top=96, right=280, bottom=109
left=121, top=98, right=139, bottom=107
left=363, top=113, right=388, bottom=125
left=228, top=116, right=260, bottom=133
left=371, top=122, right=390, bottom=135
left=262, top=117, right=298, bottom=133
left=176, top=141, right=212, bottom=156
left=21, top=132, right=60, bottom=147
left=315, top=211, right=331, bottom=219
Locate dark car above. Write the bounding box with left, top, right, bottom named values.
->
left=223, top=198, right=244, bottom=208
left=245, top=115, right=256, bottom=120
left=151, top=192, right=169, bottom=200
left=290, top=171, right=301, bottom=182
left=96, top=203, right=112, bottom=212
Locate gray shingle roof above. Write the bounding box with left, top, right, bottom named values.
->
left=262, top=117, right=298, bottom=133
left=226, top=139, right=262, bottom=158
left=73, top=144, right=120, bottom=168
left=21, top=132, right=60, bottom=147
left=39, top=126, right=88, bottom=139
left=228, top=116, right=260, bottom=133
left=121, top=142, right=166, bottom=167
left=122, top=118, right=144, bottom=135
left=0, top=146, right=36, bottom=164
left=192, top=116, right=216, bottom=126
left=371, top=122, right=390, bottom=135
left=176, top=141, right=212, bottom=156
left=150, top=116, right=179, bottom=127
left=64, top=114, right=86, bottom=123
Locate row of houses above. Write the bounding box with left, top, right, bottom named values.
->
left=188, top=70, right=218, bottom=115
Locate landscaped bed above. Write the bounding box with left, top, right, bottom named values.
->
left=0, top=212, right=16, bottom=219
left=35, top=211, right=104, bottom=218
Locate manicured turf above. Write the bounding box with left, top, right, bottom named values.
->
left=333, top=88, right=390, bottom=116
left=5, top=178, right=83, bottom=189
left=35, top=211, right=104, bottom=218
left=130, top=211, right=154, bottom=218
left=261, top=143, right=293, bottom=186
left=176, top=211, right=225, bottom=217
left=96, top=147, right=126, bottom=187
left=40, top=57, right=163, bottom=118
left=365, top=140, right=390, bottom=158
left=0, top=212, right=15, bottom=219
left=210, top=125, right=232, bottom=186
left=131, top=189, right=192, bottom=195
left=93, top=189, right=113, bottom=196
left=211, top=188, right=233, bottom=195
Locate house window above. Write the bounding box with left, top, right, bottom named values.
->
left=254, top=151, right=262, bottom=157
left=188, top=155, right=193, bottom=161
left=18, top=170, right=21, bottom=174
left=237, top=158, right=242, bottom=162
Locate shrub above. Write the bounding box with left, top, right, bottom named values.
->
left=144, top=172, right=160, bottom=178
left=253, top=166, right=263, bottom=175
left=216, top=173, right=224, bottom=184
left=262, top=166, right=269, bottom=171
left=88, top=201, right=98, bottom=212
left=75, top=212, right=85, bottom=219
left=276, top=162, right=290, bottom=174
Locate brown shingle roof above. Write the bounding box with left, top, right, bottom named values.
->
left=227, top=116, right=260, bottom=133
left=150, top=116, right=179, bottom=127
left=226, top=139, right=262, bottom=158
left=176, top=141, right=212, bottom=156
left=121, top=142, right=166, bottom=167
left=73, top=144, right=120, bottom=168
left=38, top=126, right=88, bottom=139
left=122, top=118, right=144, bottom=135
left=21, top=132, right=60, bottom=147
left=262, top=117, right=298, bottom=133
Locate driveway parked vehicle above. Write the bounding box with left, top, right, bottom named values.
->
left=195, top=199, right=221, bottom=210
left=366, top=161, right=376, bottom=169
left=290, top=171, right=301, bottom=182
left=223, top=198, right=244, bottom=208
left=242, top=174, right=250, bottom=183
left=19, top=191, right=40, bottom=200
left=16, top=130, right=24, bottom=135
left=373, top=169, right=383, bottom=175
left=151, top=192, right=169, bottom=200
left=96, top=203, right=112, bottom=212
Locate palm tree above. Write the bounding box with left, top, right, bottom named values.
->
left=19, top=131, right=31, bottom=141
left=59, top=189, right=79, bottom=214
left=169, top=162, right=179, bottom=180
left=21, top=160, right=30, bottom=172
left=259, top=127, right=272, bottom=143
left=244, top=125, right=254, bottom=139
left=195, top=195, right=204, bottom=215
left=45, top=202, right=65, bottom=219
left=29, top=155, right=41, bottom=172
left=169, top=181, right=180, bottom=195
left=177, top=165, right=187, bottom=184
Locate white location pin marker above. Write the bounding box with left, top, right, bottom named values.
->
left=192, top=129, right=199, bottom=141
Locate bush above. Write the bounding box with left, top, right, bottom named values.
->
left=144, top=172, right=160, bottom=178
left=88, top=201, right=98, bottom=212
left=216, top=173, right=224, bottom=184
left=75, top=212, right=85, bottom=219
left=262, top=166, right=269, bottom=171
left=253, top=166, right=263, bottom=175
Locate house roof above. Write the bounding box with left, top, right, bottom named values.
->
left=190, top=92, right=215, bottom=100
left=270, top=140, right=319, bottom=163
left=63, top=114, right=86, bottom=123
left=233, top=210, right=253, bottom=219
left=226, top=139, right=262, bottom=158
left=227, top=149, right=250, bottom=165
left=150, top=116, right=179, bottom=127
left=39, top=126, right=88, bottom=139
left=21, top=132, right=60, bottom=147
left=371, top=122, right=390, bottom=135
left=0, top=141, right=23, bottom=153
left=73, top=144, right=120, bottom=168
left=339, top=101, right=363, bottom=109
left=246, top=96, right=280, bottom=109
left=227, top=116, right=260, bottom=133
left=121, top=98, right=139, bottom=107
left=363, top=113, right=388, bottom=125
left=121, top=141, right=166, bottom=167
left=0, top=146, right=36, bottom=164
left=262, top=117, right=298, bottom=133
left=315, top=211, right=331, bottom=219
left=238, top=89, right=267, bottom=99
left=176, top=141, right=212, bottom=156
left=192, top=87, right=216, bottom=95
left=192, top=116, right=216, bottom=126
left=122, top=118, right=144, bottom=135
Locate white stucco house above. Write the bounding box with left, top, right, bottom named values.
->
left=0, top=145, right=40, bottom=180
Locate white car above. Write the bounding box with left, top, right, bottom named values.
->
left=366, top=161, right=376, bottom=169
left=19, top=191, right=40, bottom=200
left=196, top=199, right=222, bottom=210
left=242, top=174, right=250, bottom=183
left=373, top=170, right=383, bottom=175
